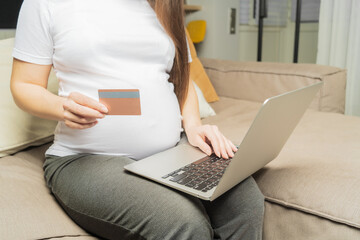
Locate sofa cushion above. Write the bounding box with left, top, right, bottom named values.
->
left=263, top=202, right=360, bottom=240
left=0, top=144, right=98, bottom=240
left=0, top=38, right=58, bottom=157
left=205, top=97, right=360, bottom=230
left=202, top=58, right=346, bottom=114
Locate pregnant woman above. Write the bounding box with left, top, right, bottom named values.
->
left=10, top=0, right=264, bottom=239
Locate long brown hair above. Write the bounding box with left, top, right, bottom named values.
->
left=147, top=0, right=190, bottom=110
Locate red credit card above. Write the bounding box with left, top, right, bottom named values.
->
left=98, top=89, right=141, bottom=115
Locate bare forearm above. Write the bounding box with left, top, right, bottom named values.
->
left=10, top=59, right=64, bottom=121
left=11, top=81, right=65, bottom=121
left=181, top=80, right=202, bottom=131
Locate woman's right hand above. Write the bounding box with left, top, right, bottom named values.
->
left=62, top=92, right=108, bottom=129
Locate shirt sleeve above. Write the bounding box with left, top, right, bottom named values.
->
left=12, top=0, right=53, bottom=65
left=186, top=37, right=193, bottom=63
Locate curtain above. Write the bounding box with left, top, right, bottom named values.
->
left=317, top=0, right=360, bottom=116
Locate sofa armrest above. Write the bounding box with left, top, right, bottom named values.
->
left=200, top=58, right=346, bottom=114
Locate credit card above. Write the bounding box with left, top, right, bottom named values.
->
left=98, top=89, right=141, bottom=115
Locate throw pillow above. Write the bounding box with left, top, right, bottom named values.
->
left=193, top=81, right=216, bottom=119
left=0, top=38, right=58, bottom=157
left=185, top=28, right=219, bottom=103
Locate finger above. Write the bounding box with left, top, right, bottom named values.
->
left=212, top=126, right=229, bottom=159
left=64, top=111, right=98, bottom=125
left=222, top=135, right=235, bottom=158
left=193, top=135, right=213, bottom=156
left=64, top=120, right=98, bottom=129
left=69, top=92, right=108, bottom=113
left=201, top=125, right=221, bottom=157
left=229, top=140, right=238, bottom=152
left=63, top=99, right=105, bottom=119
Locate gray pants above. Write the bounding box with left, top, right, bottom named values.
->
left=43, top=154, right=264, bottom=240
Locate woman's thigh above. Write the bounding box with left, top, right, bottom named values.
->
left=43, top=154, right=213, bottom=240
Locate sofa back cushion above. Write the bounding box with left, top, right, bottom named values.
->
left=0, top=38, right=58, bottom=157
left=201, top=58, right=346, bottom=114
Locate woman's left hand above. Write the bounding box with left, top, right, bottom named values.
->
left=185, top=124, right=238, bottom=159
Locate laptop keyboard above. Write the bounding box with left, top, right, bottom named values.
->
left=161, top=154, right=232, bottom=193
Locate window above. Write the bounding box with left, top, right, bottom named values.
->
left=239, top=0, right=321, bottom=26
left=291, top=0, right=321, bottom=23
left=240, top=0, right=288, bottom=27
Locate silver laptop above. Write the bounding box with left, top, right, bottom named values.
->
left=124, top=82, right=323, bottom=201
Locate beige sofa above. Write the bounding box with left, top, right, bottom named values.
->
left=1, top=38, right=360, bottom=239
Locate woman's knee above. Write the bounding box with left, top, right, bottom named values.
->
left=229, top=177, right=265, bottom=224
left=242, top=178, right=265, bottom=227
left=166, top=213, right=213, bottom=240
left=153, top=196, right=213, bottom=240
left=250, top=191, right=265, bottom=227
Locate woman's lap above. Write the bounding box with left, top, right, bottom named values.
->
left=43, top=154, right=264, bottom=240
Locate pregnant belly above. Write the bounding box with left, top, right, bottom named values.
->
left=54, top=88, right=182, bottom=159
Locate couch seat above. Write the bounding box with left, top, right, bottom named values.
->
left=207, top=97, right=360, bottom=239
left=0, top=144, right=98, bottom=240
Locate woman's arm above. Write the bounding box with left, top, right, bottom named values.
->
left=10, top=59, right=108, bottom=129
left=182, top=80, right=237, bottom=159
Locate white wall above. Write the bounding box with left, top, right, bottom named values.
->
left=186, top=0, right=240, bottom=61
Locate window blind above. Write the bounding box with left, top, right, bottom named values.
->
left=239, top=0, right=251, bottom=24
left=255, top=0, right=288, bottom=27
left=240, top=0, right=288, bottom=27
left=291, top=0, right=321, bottom=23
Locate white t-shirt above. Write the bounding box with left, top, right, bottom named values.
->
left=13, top=0, right=192, bottom=159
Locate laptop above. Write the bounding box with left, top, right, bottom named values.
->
left=124, top=82, right=323, bottom=201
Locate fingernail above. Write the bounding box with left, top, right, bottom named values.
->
left=100, top=104, right=108, bottom=113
